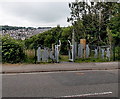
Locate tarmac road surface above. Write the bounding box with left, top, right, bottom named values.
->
left=2, top=69, right=119, bottom=98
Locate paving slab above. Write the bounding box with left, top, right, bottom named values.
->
left=1, top=62, right=119, bottom=74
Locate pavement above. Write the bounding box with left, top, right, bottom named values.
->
left=1, top=62, right=119, bottom=74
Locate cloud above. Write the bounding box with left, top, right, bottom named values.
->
left=0, top=2, right=71, bottom=27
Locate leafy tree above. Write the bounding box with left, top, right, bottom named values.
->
left=107, top=3, right=120, bottom=46
left=67, top=1, right=119, bottom=45
left=61, top=26, right=72, bottom=54
left=67, top=2, right=89, bottom=41
left=24, top=26, right=72, bottom=54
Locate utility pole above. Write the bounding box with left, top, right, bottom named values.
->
left=72, top=29, right=75, bottom=61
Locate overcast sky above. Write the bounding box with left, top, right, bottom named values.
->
left=0, top=1, right=75, bottom=27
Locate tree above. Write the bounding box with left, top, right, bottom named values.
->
left=24, top=26, right=62, bottom=49
left=61, top=26, right=72, bottom=54
left=107, top=3, right=120, bottom=46
left=67, top=1, right=119, bottom=45
left=67, top=1, right=89, bottom=41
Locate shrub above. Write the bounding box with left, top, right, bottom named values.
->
left=2, top=35, right=25, bottom=63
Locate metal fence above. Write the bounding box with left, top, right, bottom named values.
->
left=37, top=40, right=61, bottom=63
left=68, top=43, right=113, bottom=61
left=26, top=42, right=119, bottom=63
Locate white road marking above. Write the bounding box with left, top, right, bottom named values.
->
left=60, top=92, right=112, bottom=97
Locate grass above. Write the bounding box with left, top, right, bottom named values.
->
left=59, top=55, right=69, bottom=62
left=75, top=57, right=112, bottom=63
left=59, top=55, right=113, bottom=63
left=24, top=49, right=35, bottom=58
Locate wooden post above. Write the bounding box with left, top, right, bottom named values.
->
left=80, top=39, right=86, bottom=58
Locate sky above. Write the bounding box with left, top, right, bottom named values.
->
left=0, top=0, right=75, bottom=28
left=1, top=0, right=118, bottom=28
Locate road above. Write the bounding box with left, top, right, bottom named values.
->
left=2, top=69, right=119, bottom=98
